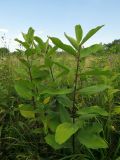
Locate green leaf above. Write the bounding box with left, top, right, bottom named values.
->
left=25, top=48, right=35, bottom=56
left=79, top=114, right=96, bottom=120
left=49, top=37, right=76, bottom=56
left=19, top=104, right=35, bottom=118
left=26, top=27, right=35, bottom=44
left=81, top=25, right=104, bottom=45
left=34, top=44, right=41, bottom=54
left=64, top=33, right=79, bottom=50
left=15, top=80, right=33, bottom=100
left=31, top=66, right=49, bottom=80
left=53, top=61, right=69, bottom=71
left=75, top=24, right=83, bottom=43
left=89, top=123, right=103, bottom=133
left=47, top=46, right=58, bottom=56
left=78, top=106, right=108, bottom=116
left=18, top=58, right=30, bottom=68
left=40, top=88, right=73, bottom=95
left=79, top=134, right=108, bottom=149
left=80, top=84, right=109, bottom=95
left=48, top=118, right=60, bottom=132
left=112, top=106, right=120, bottom=115
left=53, top=61, right=70, bottom=77
left=59, top=105, right=71, bottom=122
left=57, top=95, right=72, bottom=108
left=34, top=36, right=45, bottom=51
left=28, top=27, right=34, bottom=36
left=55, top=122, right=79, bottom=144
left=15, top=39, right=29, bottom=49
left=21, top=27, right=34, bottom=45
left=47, top=111, right=60, bottom=132
left=22, top=32, right=27, bottom=40
left=45, top=57, right=53, bottom=67
left=81, top=44, right=103, bottom=58
left=78, top=124, right=108, bottom=149
left=45, top=134, right=62, bottom=150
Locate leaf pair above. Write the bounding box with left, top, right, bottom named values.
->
left=15, top=27, right=35, bottom=48
left=77, top=106, right=108, bottom=117
left=78, top=123, right=108, bottom=149
left=49, top=25, right=104, bottom=57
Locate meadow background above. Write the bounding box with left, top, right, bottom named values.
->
left=0, top=0, right=120, bottom=160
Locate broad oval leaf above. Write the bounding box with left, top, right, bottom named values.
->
left=15, top=80, right=33, bottom=100
left=81, top=44, right=103, bottom=58
left=49, top=120, right=60, bottom=132
left=45, top=134, right=62, bottom=150
left=55, top=122, right=79, bottom=144
left=25, top=48, right=35, bottom=56
left=78, top=106, right=108, bottom=116
left=80, top=84, right=109, bottom=95
left=81, top=25, right=104, bottom=45
left=75, top=24, right=83, bottom=43
left=78, top=124, right=108, bottom=149
left=31, top=66, right=49, bottom=80
left=57, top=95, right=72, bottom=108
left=78, top=133, right=108, bottom=149
left=34, top=36, right=45, bottom=51
left=53, top=61, right=69, bottom=72
left=40, top=88, right=73, bottom=95
left=49, top=37, right=76, bottom=56
left=19, top=104, right=35, bottom=118
left=59, top=105, right=71, bottom=123
left=15, top=39, right=29, bottom=49
left=26, top=27, right=35, bottom=44
left=47, top=46, right=58, bottom=56
left=64, top=33, right=79, bottom=50
left=79, top=114, right=96, bottom=120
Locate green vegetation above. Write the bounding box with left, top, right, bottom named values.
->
left=0, top=25, right=120, bottom=160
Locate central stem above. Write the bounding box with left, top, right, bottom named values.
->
left=72, top=47, right=81, bottom=153
left=27, top=56, right=36, bottom=109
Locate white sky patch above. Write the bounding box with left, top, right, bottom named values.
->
left=16, top=32, right=24, bottom=41
left=39, top=30, right=44, bottom=35
left=0, top=28, right=8, bottom=33
left=0, top=30, right=22, bottom=51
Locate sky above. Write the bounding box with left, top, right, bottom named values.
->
left=0, top=0, right=120, bottom=51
